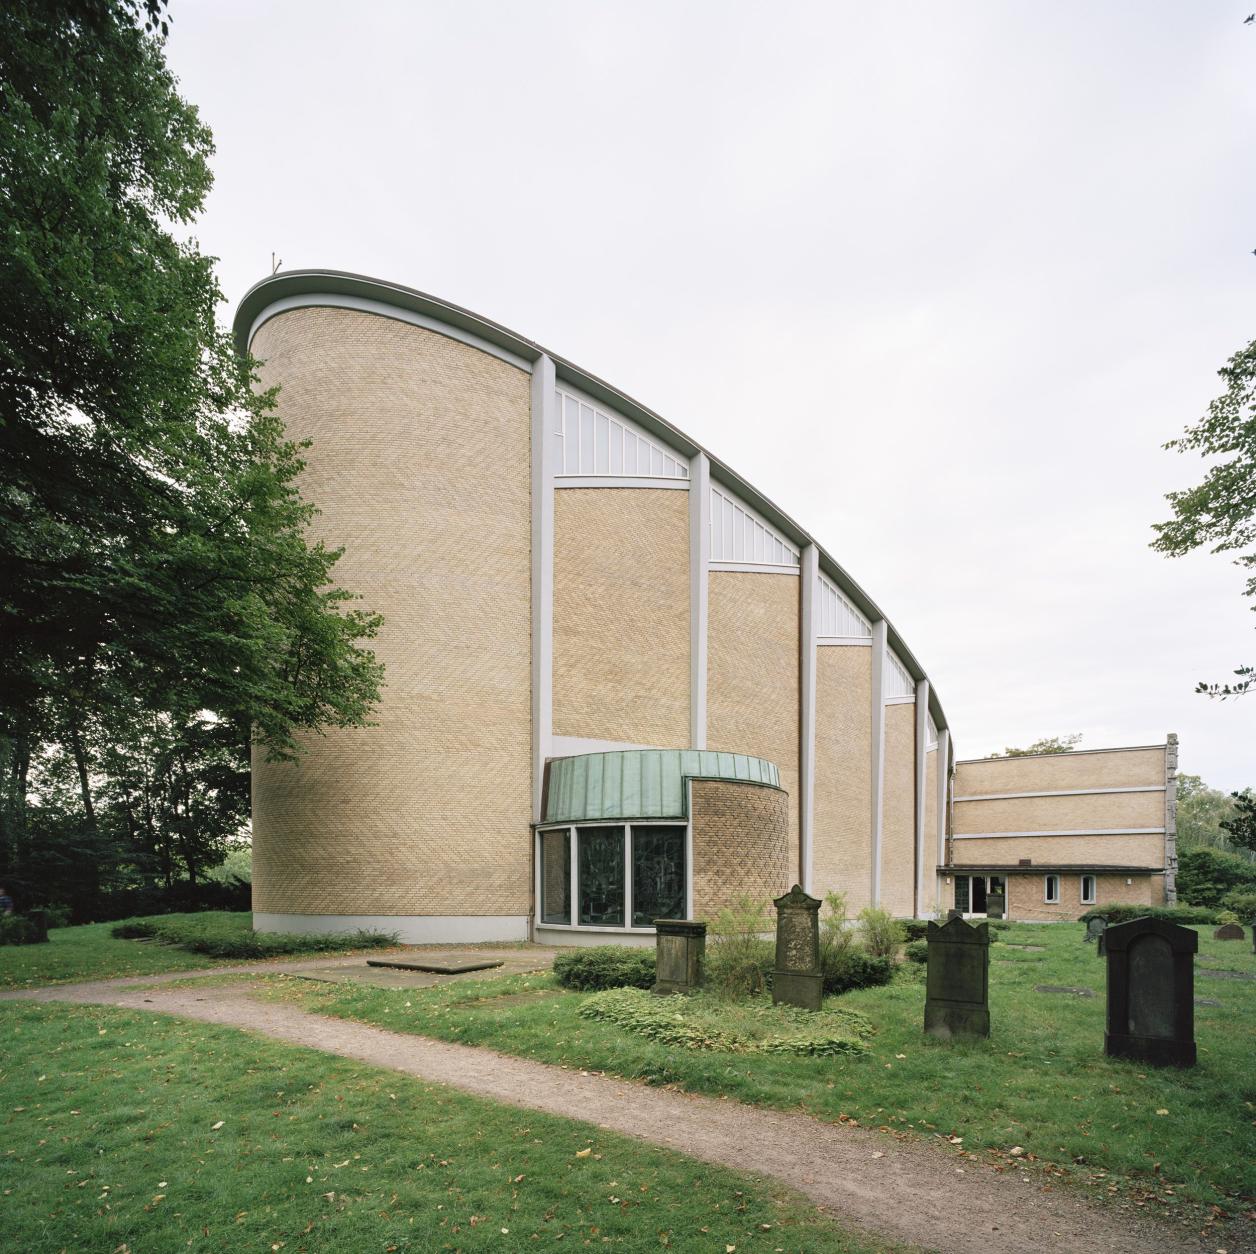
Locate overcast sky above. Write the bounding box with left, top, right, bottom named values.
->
left=166, top=1, right=1255, bottom=788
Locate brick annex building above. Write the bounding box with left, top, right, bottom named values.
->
left=234, top=272, right=1178, bottom=944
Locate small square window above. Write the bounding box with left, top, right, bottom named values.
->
left=1080, top=874, right=1097, bottom=905
left=1044, top=874, right=1059, bottom=904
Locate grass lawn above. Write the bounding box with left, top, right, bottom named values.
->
left=262, top=923, right=1256, bottom=1222
left=0, top=1001, right=898, bottom=1254
left=0, top=913, right=399, bottom=990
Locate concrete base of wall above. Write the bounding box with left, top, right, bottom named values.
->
left=533, top=926, right=656, bottom=948
left=253, top=913, right=531, bottom=944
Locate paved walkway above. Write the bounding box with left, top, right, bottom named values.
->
left=2, top=969, right=1231, bottom=1254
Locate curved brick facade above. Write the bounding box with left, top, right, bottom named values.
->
left=690, top=779, right=790, bottom=921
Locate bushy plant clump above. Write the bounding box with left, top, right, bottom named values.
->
left=109, top=913, right=396, bottom=958
left=705, top=896, right=775, bottom=999
left=856, top=906, right=903, bottom=958
left=1080, top=904, right=1219, bottom=926
left=0, top=914, right=47, bottom=946
left=1176, top=847, right=1256, bottom=909
left=1221, top=889, right=1256, bottom=924
left=904, top=939, right=929, bottom=964
left=551, top=945, right=655, bottom=992
left=902, top=920, right=930, bottom=942
left=578, top=988, right=874, bottom=1056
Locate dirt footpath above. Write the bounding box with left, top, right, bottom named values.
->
left=4, top=974, right=1236, bottom=1254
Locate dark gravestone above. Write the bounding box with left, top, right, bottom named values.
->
left=1104, top=917, right=1197, bottom=1068
left=652, top=919, right=705, bottom=995
left=1213, top=922, right=1245, bottom=942
left=1084, top=915, right=1107, bottom=944
left=924, top=917, right=990, bottom=1039
left=772, top=885, right=823, bottom=1011
left=25, top=910, right=50, bottom=944
left=985, top=892, right=1005, bottom=921
left=947, top=909, right=964, bottom=921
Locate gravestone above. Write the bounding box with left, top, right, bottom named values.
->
left=772, top=885, right=823, bottom=1011
left=985, top=892, right=1005, bottom=920
left=1104, top=917, right=1197, bottom=1068
left=1213, top=922, right=1245, bottom=942
left=1084, top=915, right=1108, bottom=944
left=25, top=910, right=49, bottom=944
left=924, top=917, right=990, bottom=1039
left=947, top=909, right=964, bottom=922
left=652, top=919, right=706, bottom=995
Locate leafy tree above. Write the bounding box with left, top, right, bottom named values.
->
left=0, top=0, right=383, bottom=909
left=988, top=734, right=1082, bottom=758
left=1152, top=339, right=1256, bottom=696
left=1175, top=846, right=1256, bottom=910
left=1220, top=789, right=1256, bottom=856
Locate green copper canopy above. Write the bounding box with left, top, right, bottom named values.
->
left=542, top=750, right=781, bottom=826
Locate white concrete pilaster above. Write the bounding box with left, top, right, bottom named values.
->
left=936, top=727, right=951, bottom=868
left=530, top=354, right=557, bottom=824
left=914, top=679, right=930, bottom=917
left=1164, top=732, right=1178, bottom=903
left=799, top=544, right=819, bottom=892
left=870, top=619, right=887, bottom=906
left=689, top=453, right=710, bottom=750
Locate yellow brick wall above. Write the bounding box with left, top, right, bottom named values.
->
left=812, top=647, right=873, bottom=911
left=690, top=779, right=790, bottom=921
left=250, top=307, right=533, bottom=917
left=553, top=488, right=690, bottom=748
left=951, top=833, right=1165, bottom=867
left=1006, top=873, right=1162, bottom=922
left=953, top=790, right=1164, bottom=834
left=955, top=748, right=1164, bottom=795
left=881, top=703, right=917, bottom=918
left=706, top=572, right=801, bottom=882
left=922, top=747, right=940, bottom=915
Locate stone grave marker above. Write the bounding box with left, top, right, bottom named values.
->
left=924, top=917, right=990, bottom=1039
left=985, top=892, right=1005, bottom=920
left=1104, top=917, right=1197, bottom=1068
left=1213, top=922, right=1245, bottom=942
left=1084, top=915, right=1108, bottom=944
left=772, top=885, right=823, bottom=1010
left=652, top=919, right=706, bottom=995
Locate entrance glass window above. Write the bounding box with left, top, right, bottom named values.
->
left=953, top=874, right=1006, bottom=917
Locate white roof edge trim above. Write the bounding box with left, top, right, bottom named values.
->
left=232, top=269, right=950, bottom=732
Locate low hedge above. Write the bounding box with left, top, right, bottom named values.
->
left=1080, top=904, right=1220, bottom=926
left=552, top=945, right=655, bottom=992
left=904, top=939, right=929, bottom=964
left=109, top=914, right=397, bottom=959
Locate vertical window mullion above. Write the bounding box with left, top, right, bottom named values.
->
left=625, top=827, right=634, bottom=929
left=568, top=827, right=577, bottom=928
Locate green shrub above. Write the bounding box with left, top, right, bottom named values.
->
left=0, top=914, right=45, bottom=946
left=1080, top=904, right=1219, bottom=926
left=578, top=988, right=874, bottom=1056
left=1221, top=889, right=1256, bottom=924
left=821, top=948, right=893, bottom=995
left=111, top=920, right=159, bottom=940
left=706, top=896, right=774, bottom=999
left=1176, top=847, right=1256, bottom=909
left=902, top=921, right=930, bottom=942
left=904, top=939, right=929, bottom=964
left=551, top=946, right=655, bottom=992
left=856, top=906, right=903, bottom=958
left=109, top=913, right=397, bottom=958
